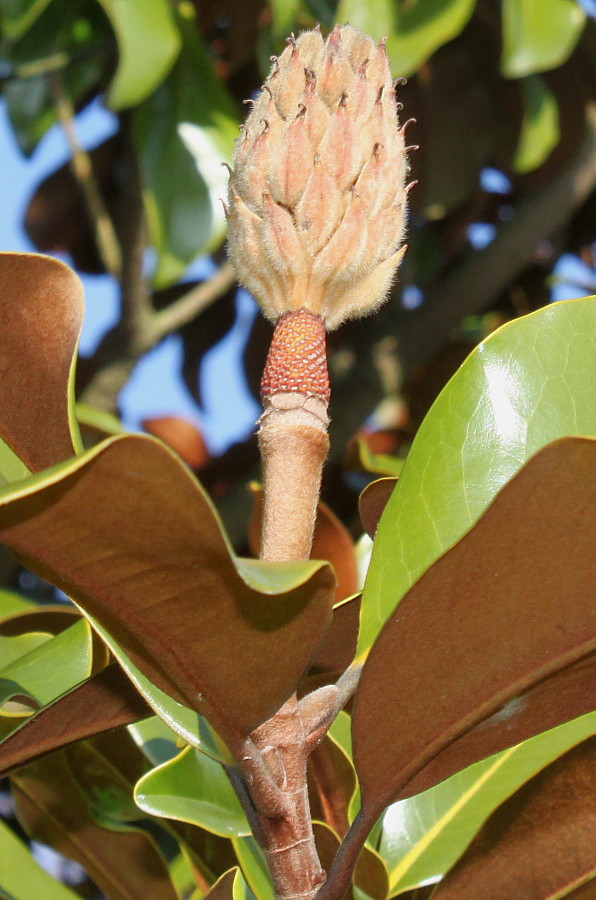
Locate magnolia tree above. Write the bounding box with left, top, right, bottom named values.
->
left=0, top=9, right=595, bottom=900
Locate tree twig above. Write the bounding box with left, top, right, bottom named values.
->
left=148, top=261, right=236, bottom=343
left=49, top=70, right=122, bottom=279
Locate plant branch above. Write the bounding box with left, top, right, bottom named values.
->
left=148, top=262, right=236, bottom=343
left=49, top=70, right=122, bottom=280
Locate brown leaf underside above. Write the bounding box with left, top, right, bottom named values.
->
left=433, top=737, right=596, bottom=900
left=0, top=664, right=150, bottom=778
left=353, top=436, right=596, bottom=814
left=0, top=253, right=83, bottom=471
left=0, top=436, right=335, bottom=751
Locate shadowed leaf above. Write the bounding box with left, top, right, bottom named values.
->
left=0, top=434, right=335, bottom=755
left=0, top=253, right=83, bottom=473
left=309, top=594, right=361, bottom=681
left=308, top=732, right=357, bottom=839
left=313, top=821, right=389, bottom=900
left=11, top=753, right=179, bottom=900
left=0, top=664, right=150, bottom=778
left=358, top=479, right=397, bottom=540
left=204, top=869, right=237, bottom=900
left=433, top=738, right=596, bottom=900
left=351, top=438, right=596, bottom=841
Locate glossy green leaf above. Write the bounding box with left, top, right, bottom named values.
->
left=132, top=7, right=238, bottom=287
left=0, top=434, right=335, bottom=759
left=433, top=737, right=596, bottom=899
left=233, top=866, right=259, bottom=900
left=11, top=752, right=179, bottom=900
left=380, top=713, right=596, bottom=894
left=232, top=836, right=275, bottom=900
left=0, top=619, right=92, bottom=711
left=0, top=0, right=54, bottom=40
left=0, top=440, right=29, bottom=485
left=501, top=0, right=586, bottom=78
left=0, top=664, right=151, bottom=777
left=359, top=296, right=596, bottom=659
left=513, top=75, right=560, bottom=173
left=0, top=253, right=83, bottom=474
left=96, top=0, right=181, bottom=109
left=135, top=745, right=250, bottom=837
left=0, top=631, right=51, bottom=668
left=0, top=818, right=79, bottom=900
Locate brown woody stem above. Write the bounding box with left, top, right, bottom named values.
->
left=247, top=309, right=332, bottom=899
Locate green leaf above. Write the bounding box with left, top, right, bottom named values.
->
left=96, top=0, right=181, bottom=109
left=0, top=435, right=335, bottom=758
left=135, top=745, right=250, bottom=837
left=0, top=0, right=54, bottom=40
left=0, top=818, right=80, bottom=900
left=501, top=0, right=586, bottom=78
left=0, top=619, right=92, bottom=711
left=0, top=631, right=52, bottom=671
left=132, top=6, right=238, bottom=287
left=0, top=440, right=30, bottom=485
left=232, top=836, right=275, bottom=900
left=513, top=75, right=560, bottom=173
left=334, top=0, right=396, bottom=43
left=0, top=589, right=35, bottom=622
left=270, top=0, right=302, bottom=42
left=2, top=0, right=112, bottom=156
left=380, top=713, right=596, bottom=894
left=0, top=254, right=83, bottom=473
left=359, top=296, right=596, bottom=659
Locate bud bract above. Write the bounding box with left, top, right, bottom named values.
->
left=227, top=25, right=409, bottom=330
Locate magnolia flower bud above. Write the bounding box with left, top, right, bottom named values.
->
left=226, top=24, right=409, bottom=331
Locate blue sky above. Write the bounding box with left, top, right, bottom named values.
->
left=0, top=97, right=259, bottom=454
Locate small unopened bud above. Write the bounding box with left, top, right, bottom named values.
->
left=226, top=25, right=409, bottom=331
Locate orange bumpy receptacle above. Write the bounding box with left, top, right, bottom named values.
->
left=260, top=309, right=330, bottom=401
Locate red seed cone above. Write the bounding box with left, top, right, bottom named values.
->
left=226, top=24, right=409, bottom=331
